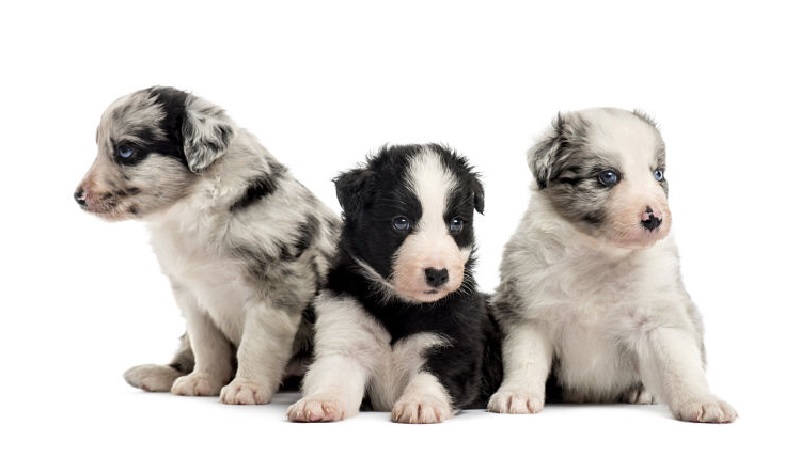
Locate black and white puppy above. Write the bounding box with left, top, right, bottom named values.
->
left=75, top=86, right=340, bottom=405
left=287, top=144, right=502, bottom=423
left=488, top=108, right=737, bottom=423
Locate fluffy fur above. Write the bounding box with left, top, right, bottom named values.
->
left=287, top=144, right=502, bottom=423
left=75, top=86, right=340, bottom=404
left=487, top=108, right=737, bottom=423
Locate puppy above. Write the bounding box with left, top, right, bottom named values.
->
left=74, top=86, right=340, bottom=405
left=487, top=108, right=737, bottom=423
left=287, top=144, right=502, bottom=423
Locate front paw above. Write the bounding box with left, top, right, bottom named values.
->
left=124, top=364, right=182, bottom=392
left=171, top=373, right=224, bottom=397
left=392, top=394, right=453, bottom=424
left=487, top=389, right=544, bottom=414
left=674, top=396, right=738, bottom=423
left=287, top=397, right=347, bottom=422
left=220, top=379, right=272, bottom=405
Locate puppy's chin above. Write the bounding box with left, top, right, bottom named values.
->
left=391, top=285, right=453, bottom=303
left=82, top=202, right=140, bottom=222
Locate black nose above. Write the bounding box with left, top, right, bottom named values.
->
left=74, top=188, right=86, bottom=207
left=424, top=268, right=449, bottom=288
left=641, top=208, right=662, bottom=232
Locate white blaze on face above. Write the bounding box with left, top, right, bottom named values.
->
left=391, top=149, right=470, bottom=303
left=588, top=109, right=672, bottom=249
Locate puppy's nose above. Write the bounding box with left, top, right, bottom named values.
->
left=74, top=188, right=87, bottom=207
left=641, top=206, right=662, bottom=232
left=424, top=268, right=449, bottom=288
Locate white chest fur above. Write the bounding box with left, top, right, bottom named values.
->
left=146, top=203, right=252, bottom=346
left=511, top=230, right=689, bottom=397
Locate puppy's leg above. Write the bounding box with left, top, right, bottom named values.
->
left=638, top=327, right=737, bottom=423
left=488, top=319, right=552, bottom=414
left=219, top=301, right=301, bottom=405
left=392, top=373, right=453, bottom=424
left=124, top=333, right=194, bottom=392
left=287, top=296, right=381, bottom=422
left=171, top=286, right=234, bottom=397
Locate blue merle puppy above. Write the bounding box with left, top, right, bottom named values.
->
left=74, top=86, right=340, bottom=405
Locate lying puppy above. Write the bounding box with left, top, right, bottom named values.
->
left=74, top=86, right=340, bottom=405
left=287, top=144, right=502, bottom=423
left=488, top=108, right=737, bottom=423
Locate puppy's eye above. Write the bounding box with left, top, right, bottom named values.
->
left=391, top=216, right=410, bottom=232
left=654, top=169, right=664, bottom=181
left=449, top=217, right=464, bottom=234
left=597, top=170, right=619, bottom=187
left=116, top=145, right=136, bottom=159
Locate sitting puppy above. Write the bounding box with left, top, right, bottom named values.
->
left=74, top=86, right=340, bottom=405
left=488, top=108, right=737, bottom=423
left=287, top=144, right=502, bottom=423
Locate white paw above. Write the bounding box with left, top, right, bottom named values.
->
left=220, top=379, right=272, bottom=405
left=675, top=396, right=738, bottom=423
left=287, top=397, right=347, bottom=422
left=170, top=373, right=224, bottom=397
left=487, top=389, right=544, bottom=414
left=124, top=364, right=181, bottom=392
left=391, top=394, right=453, bottom=424
left=624, top=387, right=657, bottom=405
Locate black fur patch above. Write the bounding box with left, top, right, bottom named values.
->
left=230, top=163, right=286, bottom=212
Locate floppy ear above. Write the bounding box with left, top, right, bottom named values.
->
left=333, top=168, right=377, bottom=216
left=182, top=96, right=235, bottom=173
left=528, top=112, right=567, bottom=190
left=472, top=175, right=485, bottom=215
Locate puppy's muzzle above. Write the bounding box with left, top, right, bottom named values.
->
left=640, top=206, right=663, bottom=232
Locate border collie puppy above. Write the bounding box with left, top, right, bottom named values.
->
left=287, top=144, right=502, bottom=423
left=487, top=108, right=737, bottom=423
left=74, top=86, right=340, bottom=405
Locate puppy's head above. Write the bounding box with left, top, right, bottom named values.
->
left=530, top=108, right=671, bottom=249
left=334, top=144, right=484, bottom=303
left=74, top=86, right=235, bottom=220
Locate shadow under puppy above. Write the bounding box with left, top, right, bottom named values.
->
left=74, top=86, right=340, bottom=405
left=288, top=144, right=502, bottom=423
left=488, top=108, right=737, bottom=423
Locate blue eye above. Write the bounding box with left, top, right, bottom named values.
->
left=597, top=170, right=619, bottom=187
left=116, top=145, right=135, bottom=159
left=449, top=217, right=464, bottom=234
left=654, top=169, right=664, bottom=181
left=391, top=216, right=410, bottom=232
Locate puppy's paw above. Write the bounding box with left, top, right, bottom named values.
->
left=124, top=364, right=182, bottom=392
left=391, top=394, right=453, bottom=424
left=674, top=396, right=738, bottom=423
left=487, top=390, right=544, bottom=414
left=170, top=373, right=224, bottom=397
left=220, top=379, right=272, bottom=405
left=287, top=398, right=347, bottom=422
left=623, top=386, right=657, bottom=405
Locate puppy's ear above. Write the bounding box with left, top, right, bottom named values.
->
left=528, top=112, right=588, bottom=189
left=182, top=96, right=235, bottom=173
left=472, top=175, right=485, bottom=215
left=333, top=168, right=377, bottom=215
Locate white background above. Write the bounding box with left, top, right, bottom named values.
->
left=2, top=1, right=797, bottom=448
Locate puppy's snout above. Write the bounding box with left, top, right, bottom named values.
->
left=74, top=187, right=87, bottom=208
left=640, top=206, right=663, bottom=232
left=424, top=267, right=449, bottom=288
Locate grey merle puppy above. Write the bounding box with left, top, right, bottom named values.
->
left=75, top=86, right=340, bottom=405
left=488, top=108, right=737, bottom=423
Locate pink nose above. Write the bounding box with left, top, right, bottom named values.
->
left=641, top=206, right=663, bottom=232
